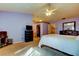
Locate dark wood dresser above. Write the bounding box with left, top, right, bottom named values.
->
left=25, top=30, right=33, bottom=42
left=60, top=30, right=79, bottom=36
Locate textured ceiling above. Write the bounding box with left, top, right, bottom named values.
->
left=33, top=3, right=79, bottom=22
left=0, top=3, right=79, bottom=22
left=0, top=3, right=45, bottom=14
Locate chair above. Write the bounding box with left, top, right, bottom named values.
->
left=0, top=31, right=8, bottom=46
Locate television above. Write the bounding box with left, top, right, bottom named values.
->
left=26, top=25, right=32, bottom=30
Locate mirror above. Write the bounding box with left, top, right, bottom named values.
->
left=63, top=21, right=76, bottom=31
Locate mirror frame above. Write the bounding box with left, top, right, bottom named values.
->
left=62, top=21, right=76, bottom=31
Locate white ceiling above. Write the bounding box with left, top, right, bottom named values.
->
left=0, top=3, right=79, bottom=22
left=0, top=3, right=45, bottom=14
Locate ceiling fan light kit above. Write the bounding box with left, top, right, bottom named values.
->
left=45, top=4, right=57, bottom=16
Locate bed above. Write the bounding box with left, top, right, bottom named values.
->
left=38, top=34, right=79, bottom=56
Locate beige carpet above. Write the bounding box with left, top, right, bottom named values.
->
left=0, top=42, right=35, bottom=56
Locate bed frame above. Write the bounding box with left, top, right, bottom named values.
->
left=41, top=45, right=73, bottom=56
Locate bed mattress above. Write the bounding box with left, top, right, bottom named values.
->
left=38, top=34, right=79, bottom=56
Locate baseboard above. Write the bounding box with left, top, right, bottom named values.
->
left=13, top=41, right=24, bottom=44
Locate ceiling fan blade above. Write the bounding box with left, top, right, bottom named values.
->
left=51, top=9, right=57, bottom=12
left=52, top=13, right=55, bottom=14
left=46, top=9, right=49, bottom=12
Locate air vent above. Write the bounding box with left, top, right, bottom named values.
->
left=62, top=18, right=66, bottom=20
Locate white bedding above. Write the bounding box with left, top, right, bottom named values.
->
left=38, top=34, right=79, bottom=56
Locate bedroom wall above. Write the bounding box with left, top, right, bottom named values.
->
left=50, top=17, right=79, bottom=34
left=0, top=12, right=32, bottom=43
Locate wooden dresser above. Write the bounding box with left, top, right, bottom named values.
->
left=60, top=30, right=79, bottom=36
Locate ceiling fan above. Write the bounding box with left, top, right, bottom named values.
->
left=33, top=3, right=57, bottom=17
left=44, top=3, right=57, bottom=16
left=33, top=3, right=57, bottom=22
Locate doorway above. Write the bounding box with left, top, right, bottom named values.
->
left=36, top=25, right=40, bottom=37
